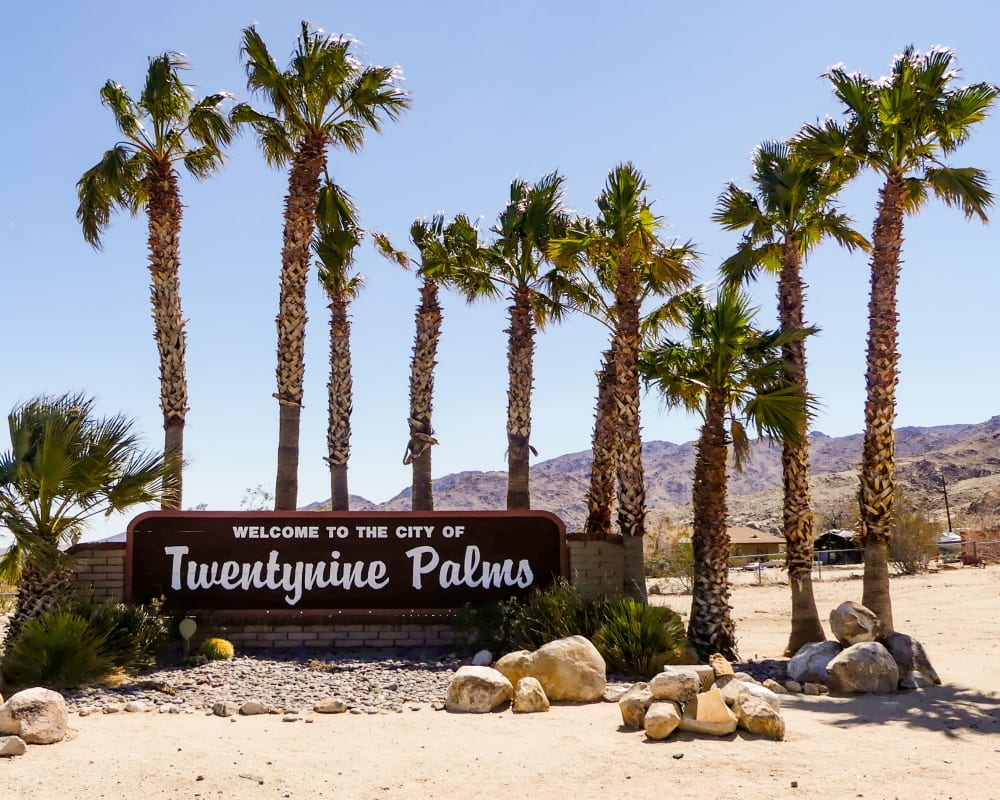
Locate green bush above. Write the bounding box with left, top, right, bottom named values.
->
left=1, top=610, right=111, bottom=688
left=457, top=579, right=609, bottom=654
left=200, top=637, right=235, bottom=660
left=593, top=598, right=689, bottom=677
left=81, top=600, right=166, bottom=670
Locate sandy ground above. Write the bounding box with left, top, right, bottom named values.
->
left=3, top=566, right=999, bottom=800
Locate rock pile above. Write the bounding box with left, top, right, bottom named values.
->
left=0, top=687, right=69, bottom=758
left=618, top=655, right=786, bottom=741
left=783, top=601, right=941, bottom=695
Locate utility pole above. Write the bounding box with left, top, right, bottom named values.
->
left=941, top=473, right=953, bottom=532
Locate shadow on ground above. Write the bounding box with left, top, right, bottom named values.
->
left=781, top=684, right=1000, bottom=737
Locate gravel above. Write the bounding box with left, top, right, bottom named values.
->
left=62, top=649, right=466, bottom=715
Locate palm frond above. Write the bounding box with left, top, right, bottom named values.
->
left=924, top=166, right=993, bottom=221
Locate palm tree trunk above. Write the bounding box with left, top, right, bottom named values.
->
left=859, top=174, right=907, bottom=632
left=408, top=278, right=442, bottom=511
left=2, top=560, right=76, bottom=656
left=274, top=139, right=327, bottom=511
left=146, top=163, right=187, bottom=510
left=688, top=391, right=737, bottom=660
left=326, top=295, right=352, bottom=511
left=778, top=240, right=825, bottom=654
left=614, top=256, right=647, bottom=599
left=584, top=348, right=617, bottom=537
left=506, top=287, right=534, bottom=510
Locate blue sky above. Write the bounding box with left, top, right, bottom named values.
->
left=2, top=1, right=998, bottom=541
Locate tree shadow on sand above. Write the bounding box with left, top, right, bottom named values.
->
left=781, top=684, right=1000, bottom=738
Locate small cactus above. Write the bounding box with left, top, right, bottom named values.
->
left=199, top=637, right=235, bottom=660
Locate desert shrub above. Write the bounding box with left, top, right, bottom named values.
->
left=1, top=610, right=111, bottom=688
left=457, top=579, right=609, bottom=654
left=592, top=598, right=689, bottom=677
left=646, top=532, right=695, bottom=594
left=890, top=493, right=940, bottom=575
left=82, top=600, right=166, bottom=670
left=200, top=637, right=235, bottom=660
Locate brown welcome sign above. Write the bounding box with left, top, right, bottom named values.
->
left=127, top=511, right=567, bottom=613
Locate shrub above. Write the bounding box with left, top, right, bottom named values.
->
left=82, top=600, right=166, bottom=670
left=1, top=610, right=111, bottom=688
left=200, top=637, right=235, bottom=660
left=890, top=492, right=940, bottom=575
left=457, top=579, right=608, bottom=654
left=593, top=598, right=689, bottom=677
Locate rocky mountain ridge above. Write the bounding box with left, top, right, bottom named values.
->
left=305, top=416, right=1000, bottom=533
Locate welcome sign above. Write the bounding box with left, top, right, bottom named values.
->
left=127, top=511, right=567, bottom=612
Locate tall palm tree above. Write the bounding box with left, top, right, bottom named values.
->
left=315, top=180, right=364, bottom=511
left=796, top=46, right=997, bottom=629
left=374, top=215, right=489, bottom=510
left=551, top=164, right=694, bottom=598
left=480, top=172, right=574, bottom=510
left=232, top=21, right=409, bottom=510
left=76, top=53, right=233, bottom=510
left=714, top=140, right=869, bottom=655
left=0, top=394, right=167, bottom=654
left=640, top=287, right=812, bottom=659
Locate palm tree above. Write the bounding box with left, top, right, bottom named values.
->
left=315, top=180, right=364, bottom=511
left=640, top=286, right=811, bottom=659
left=374, top=215, right=489, bottom=510
left=551, top=164, right=694, bottom=598
left=714, top=140, right=869, bottom=655
left=76, top=53, right=233, bottom=510
left=480, top=172, right=574, bottom=510
left=795, top=46, right=997, bottom=629
left=232, top=21, right=409, bottom=510
left=0, top=394, right=167, bottom=654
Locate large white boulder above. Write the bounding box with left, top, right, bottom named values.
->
left=445, top=666, right=513, bottom=713
left=827, top=642, right=899, bottom=694
left=717, top=677, right=781, bottom=713
left=495, top=636, right=606, bottom=703
left=788, top=640, right=842, bottom=684
left=830, top=601, right=882, bottom=646
left=0, top=687, right=69, bottom=744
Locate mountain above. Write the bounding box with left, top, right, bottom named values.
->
left=309, top=417, right=1000, bottom=533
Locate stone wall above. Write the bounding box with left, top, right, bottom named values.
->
left=69, top=542, right=126, bottom=602
left=566, top=534, right=626, bottom=597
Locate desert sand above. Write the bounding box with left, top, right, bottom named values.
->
left=4, top=566, right=999, bottom=800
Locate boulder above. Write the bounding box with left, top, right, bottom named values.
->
left=830, top=601, right=882, bottom=646
left=471, top=650, right=493, bottom=667
left=512, top=677, right=549, bottom=713
left=788, top=641, right=842, bottom=684
left=733, top=672, right=759, bottom=684
left=734, top=694, right=785, bottom=740
left=618, top=683, right=653, bottom=729
left=669, top=664, right=715, bottom=691
left=445, top=666, right=513, bottom=713
left=649, top=668, right=701, bottom=705
left=783, top=680, right=802, bottom=693
left=718, top=678, right=781, bottom=713
left=212, top=701, right=240, bottom=718
left=827, top=642, right=899, bottom=694
left=0, top=688, right=68, bottom=744
left=803, top=682, right=827, bottom=695
left=493, top=650, right=532, bottom=687
left=644, top=701, right=682, bottom=740
left=709, top=653, right=735, bottom=679
left=0, top=736, right=27, bottom=757
left=678, top=686, right=738, bottom=736
left=496, top=636, right=605, bottom=703
left=313, top=698, right=348, bottom=714
left=239, top=701, right=271, bottom=716
left=762, top=679, right=787, bottom=694
left=881, top=632, right=941, bottom=690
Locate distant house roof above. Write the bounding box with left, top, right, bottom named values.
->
left=726, top=526, right=784, bottom=546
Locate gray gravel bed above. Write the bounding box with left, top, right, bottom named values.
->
left=61, top=649, right=466, bottom=715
